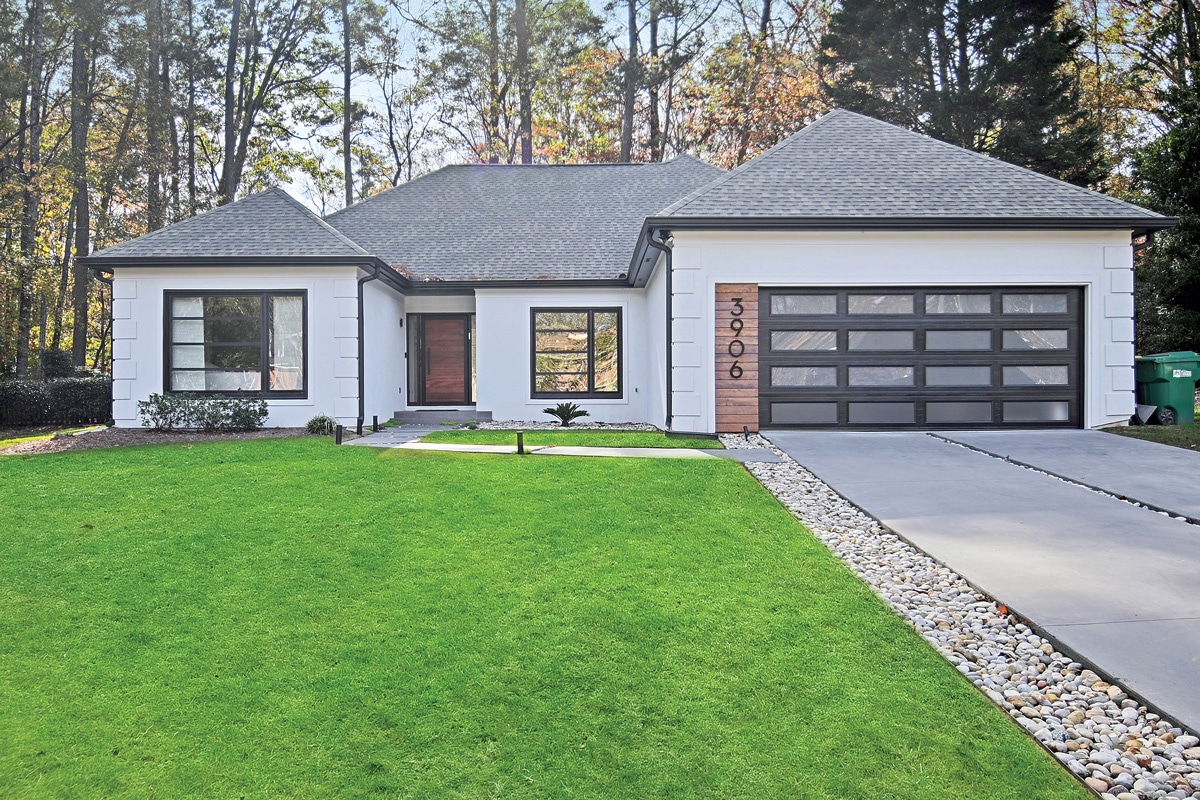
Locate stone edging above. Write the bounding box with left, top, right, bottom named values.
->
left=724, top=433, right=1200, bottom=800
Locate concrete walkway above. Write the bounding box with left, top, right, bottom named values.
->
left=765, top=431, right=1200, bottom=731
left=938, top=429, right=1200, bottom=522
left=345, top=428, right=784, bottom=461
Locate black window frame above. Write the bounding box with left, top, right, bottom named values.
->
left=163, top=289, right=309, bottom=398
left=530, top=307, right=623, bottom=399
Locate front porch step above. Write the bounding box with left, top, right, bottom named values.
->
left=392, top=409, right=493, bottom=424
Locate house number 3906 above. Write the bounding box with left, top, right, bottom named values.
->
left=728, top=297, right=745, bottom=378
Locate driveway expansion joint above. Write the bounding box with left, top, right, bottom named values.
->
left=736, top=432, right=1200, bottom=799
left=926, top=432, right=1200, bottom=528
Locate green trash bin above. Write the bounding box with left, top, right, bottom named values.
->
left=1135, top=351, right=1200, bottom=425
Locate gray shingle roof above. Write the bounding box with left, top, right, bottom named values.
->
left=325, top=157, right=724, bottom=281
left=661, top=109, right=1168, bottom=222
left=89, top=187, right=371, bottom=260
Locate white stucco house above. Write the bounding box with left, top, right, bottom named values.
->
left=83, top=109, right=1176, bottom=433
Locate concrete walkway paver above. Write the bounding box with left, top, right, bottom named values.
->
left=765, top=431, right=1200, bottom=731
left=938, top=429, right=1200, bottom=522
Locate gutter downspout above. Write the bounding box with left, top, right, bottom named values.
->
left=646, top=230, right=673, bottom=430
left=357, top=263, right=382, bottom=434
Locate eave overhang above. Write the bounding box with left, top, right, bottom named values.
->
left=626, top=215, right=1181, bottom=287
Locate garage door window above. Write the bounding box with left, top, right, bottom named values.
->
left=849, top=366, right=914, bottom=386
left=771, top=330, right=837, bottom=351
left=1003, top=330, right=1068, bottom=350
left=848, top=330, right=914, bottom=350
left=1003, top=365, right=1070, bottom=386
left=1003, top=294, right=1068, bottom=314
left=926, top=366, right=992, bottom=386
left=771, top=294, right=836, bottom=315
left=848, top=294, right=913, bottom=314
left=926, top=294, right=991, bottom=314
left=926, top=330, right=992, bottom=350
left=772, top=366, right=837, bottom=387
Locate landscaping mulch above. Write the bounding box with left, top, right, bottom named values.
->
left=1, top=426, right=309, bottom=455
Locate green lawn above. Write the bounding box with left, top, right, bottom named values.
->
left=1107, top=423, right=1200, bottom=451
left=0, top=439, right=1085, bottom=799
left=422, top=428, right=722, bottom=449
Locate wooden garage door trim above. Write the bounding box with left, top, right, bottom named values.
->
left=758, top=286, right=1084, bottom=429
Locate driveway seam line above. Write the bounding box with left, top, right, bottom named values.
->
left=925, top=432, right=1200, bottom=528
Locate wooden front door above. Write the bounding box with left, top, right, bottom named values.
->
left=412, top=314, right=472, bottom=405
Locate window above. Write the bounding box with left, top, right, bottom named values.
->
left=531, top=308, right=621, bottom=397
left=166, top=291, right=306, bottom=396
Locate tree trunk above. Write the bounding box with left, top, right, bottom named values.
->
left=342, top=0, right=353, bottom=205
left=620, top=0, right=638, bottom=162
left=186, top=0, right=197, bottom=214
left=16, top=0, right=46, bottom=379
left=70, top=18, right=92, bottom=367
left=486, top=0, right=500, bottom=163
left=51, top=202, right=75, bottom=351
left=647, top=0, right=660, bottom=162
left=515, top=0, right=532, bottom=163
left=220, top=0, right=243, bottom=203
left=147, top=0, right=165, bottom=229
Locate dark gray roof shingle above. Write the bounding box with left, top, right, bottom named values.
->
left=325, top=157, right=723, bottom=281
left=661, top=109, right=1168, bottom=222
left=89, top=187, right=370, bottom=260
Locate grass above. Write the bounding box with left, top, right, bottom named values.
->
left=1107, top=423, right=1200, bottom=451
left=422, top=428, right=722, bottom=449
left=0, top=425, right=100, bottom=450
left=0, top=438, right=1085, bottom=799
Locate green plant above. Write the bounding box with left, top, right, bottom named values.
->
left=137, top=393, right=267, bottom=432
left=0, top=377, right=111, bottom=426
left=439, top=420, right=459, bottom=426
left=38, top=348, right=76, bottom=379
left=306, top=414, right=337, bottom=435
left=543, top=402, right=589, bottom=427
left=466, top=421, right=478, bottom=430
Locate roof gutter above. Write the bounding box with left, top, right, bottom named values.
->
left=357, top=263, right=382, bottom=434
left=646, top=230, right=673, bottom=430
left=642, top=214, right=1180, bottom=235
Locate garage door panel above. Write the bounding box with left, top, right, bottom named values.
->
left=759, top=286, right=1082, bottom=429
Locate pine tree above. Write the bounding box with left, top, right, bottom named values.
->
left=819, top=0, right=1105, bottom=186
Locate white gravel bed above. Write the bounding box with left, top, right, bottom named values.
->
left=725, top=432, right=1200, bottom=800
left=476, top=420, right=660, bottom=431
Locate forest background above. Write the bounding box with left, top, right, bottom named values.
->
left=1, top=0, right=1198, bottom=378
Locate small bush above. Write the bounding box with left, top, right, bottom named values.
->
left=543, top=402, right=590, bottom=427
left=138, top=393, right=268, bottom=432
left=306, top=414, right=337, bottom=435
left=0, top=376, right=110, bottom=425
left=39, top=349, right=77, bottom=379
left=225, top=398, right=268, bottom=431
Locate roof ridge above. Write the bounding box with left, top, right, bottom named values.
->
left=660, top=110, right=839, bottom=216
left=836, top=111, right=1162, bottom=218
left=271, top=186, right=372, bottom=254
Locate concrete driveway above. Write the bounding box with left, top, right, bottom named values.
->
left=765, top=430, right=1200, bottom=732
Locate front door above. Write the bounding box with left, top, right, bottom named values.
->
left=410, top=314, right=473, bottom=405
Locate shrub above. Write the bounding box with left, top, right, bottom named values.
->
left=543, top=402, right=590, bottom=427
left=39, top=349, right=77, bottom=379
left=137, top=393, right=267, bottom=432
left=306, top=414, right=337, bottom=435
left=225, top=397, right=268, bottom=431
left=0, top=376, right=111, bottom=425
left=46, top=377, right=113, bottom=424
left=138, top=393, right=194, bottom=431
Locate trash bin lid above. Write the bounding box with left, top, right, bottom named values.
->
left=1137, top=351, right=1200, bottom=363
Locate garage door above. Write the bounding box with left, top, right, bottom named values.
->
left=758, top=287, right=1083, bottom=428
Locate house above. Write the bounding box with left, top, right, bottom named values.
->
left=84, top=109, right=1176, bottom=433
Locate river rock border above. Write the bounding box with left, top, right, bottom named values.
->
left=723, top=432, right=1200, bottom=800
